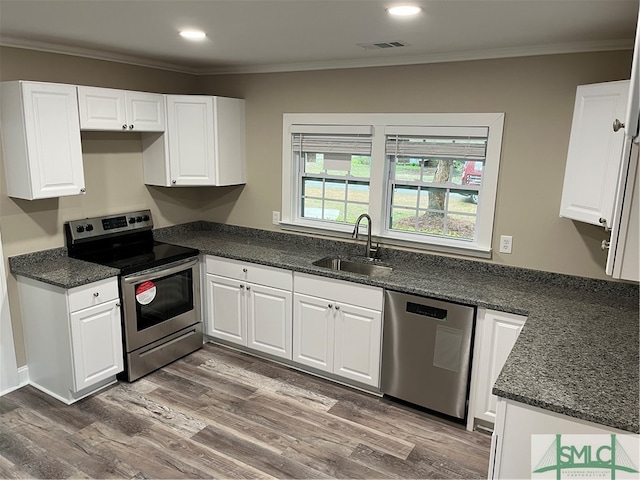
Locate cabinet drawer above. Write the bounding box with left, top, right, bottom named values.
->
left=206, top=256, right=292, bottom=290
left=68, top=277, right=119, bottom=313
left=294, top=272, right=383, bottom=311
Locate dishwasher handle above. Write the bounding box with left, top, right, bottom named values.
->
left=406, top=301, right=448, bottom=320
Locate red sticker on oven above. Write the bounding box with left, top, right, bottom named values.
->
left=135, top=281, right=157, bottom=305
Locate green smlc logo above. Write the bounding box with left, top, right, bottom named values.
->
left=533, top=434, right=639, bottom=479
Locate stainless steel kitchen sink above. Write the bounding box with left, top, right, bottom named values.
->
left=312, top=256, right=393, bottom=276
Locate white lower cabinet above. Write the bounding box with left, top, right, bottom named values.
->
left=490, top=398, right=633, bottom=479
left=469, top=309, right=527, bottom=429
left=17, top=276, right=123, bottom=404
left=293, top=272, right=383, bottom=388
left=205, top=256, right=292, bottom=360
left=69, top=299, right=123, bottom=391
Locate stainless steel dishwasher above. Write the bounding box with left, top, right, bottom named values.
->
left=381, top=290, right=476, bottom=421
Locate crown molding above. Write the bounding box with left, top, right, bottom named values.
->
left=0, top=36, right=633, bottom=77
left=198, top=39, right=634, bottom=75
left=0, top=36, right=201, bottom=75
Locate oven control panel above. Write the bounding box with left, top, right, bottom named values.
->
left=65, top=209, right=153, bottom=243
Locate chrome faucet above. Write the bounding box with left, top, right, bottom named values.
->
left=352, top=213, right=378, bottom=259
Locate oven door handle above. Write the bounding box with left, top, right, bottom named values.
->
left=122, top=257, right=199, bottom=285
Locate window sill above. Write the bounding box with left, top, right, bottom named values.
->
left=278, top=221, right=492, bottom=259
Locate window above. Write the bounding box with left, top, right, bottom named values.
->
left=293, top=129, right=372, bottom=225
left=385, top=128, right=488, bottom=242
left=282, top=114, right=504, bottom=257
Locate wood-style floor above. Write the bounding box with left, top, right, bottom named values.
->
left=0, top=343, right=491, bottom=479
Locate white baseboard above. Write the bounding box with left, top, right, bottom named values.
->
left=0, top=365, right=29, bottom=396
left=17, top=365, right=28, bottom=386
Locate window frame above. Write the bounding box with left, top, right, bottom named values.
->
left=293, top=125, right=373, bottom=228
left=281, top=113, right=505, bottom=257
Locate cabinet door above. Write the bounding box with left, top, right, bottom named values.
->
left=560, top=81, right=629, bottom=226
left=69, top=299, right=123, bottom=391
left=247, top=283, right=292, bottom=360
left=293, top=293, right=333, bottom=373
left=474, top=310, right=526, bottom=425
left=333, top=302, right=381, bottom=387
left=4, top=82, right=85, bottom=199
left=166, top=95, right=216, bottom=185
left=125, top=92, right=165, bottom=132
left=77, top=86, right=126, bottom=131
left=607, top=141, right=639, bottom=281
left=206, top=274, right=245, bottom=345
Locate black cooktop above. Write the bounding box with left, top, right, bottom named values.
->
left=87, top=241, right=199, bottom=276
left=65, top=210, right=199, bottom=276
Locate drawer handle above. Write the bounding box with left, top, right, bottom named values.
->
left=93, top=292, right=99, bottom=297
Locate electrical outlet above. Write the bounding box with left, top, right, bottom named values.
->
left=272, top=211, right=280, bottom=225
left=500, top=235, right=513, bottom=254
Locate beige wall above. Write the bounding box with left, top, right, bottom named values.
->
left=0, top=46, right=633, bottom=367
left=0, top=47, right=204, bottom=366
left=195, top=51, right=633, bottom=279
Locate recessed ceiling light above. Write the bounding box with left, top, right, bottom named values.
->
left=179, top=30, right=206, bottom=40
left=387, top=5, right=422, bottom=17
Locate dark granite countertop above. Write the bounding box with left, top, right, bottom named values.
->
left=8, top=247, right=119, bottom=289
left=9, top=221, right=639, bottom=433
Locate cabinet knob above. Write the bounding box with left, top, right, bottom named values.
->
left=80, top=188, right=86, bottom=194
left=328, top=303, right=333, bottom=309
left=601, top=239, right=611, bottom=250
left=172, top=180, right=177, bottom=184
left=613, top=119, right=625, bottom=132
left=122, top=124, right=128, bottom=130
left=93, top=292, right=99, bottom=297
left=240, top=284, right=245, bottom=289
left=334, top=305, right=340, bottom=310
left=116, top=303, right=121, bottom=307
left=129, top=124, right=134, bottom=130
left=243, top=268, right=248, bottom=273
left=598, top=217, right=610, bottom=231
left=246, top=285, right=251, bottom=291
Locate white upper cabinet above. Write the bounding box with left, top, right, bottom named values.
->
left=559, top=80, right=630, bottom=228
left=606, top=144, right=639, bottom=281
left=77, top=86, right=165, bottom=132
left=142, top=95, right=246, bottom=187
left=0, top=81, right=85, bottom=200
left=605, top=11, right=640, bottom=282
left=167, top=95, right=216, bottom=185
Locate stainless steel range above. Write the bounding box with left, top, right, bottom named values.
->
left=65, top=209, right=202, bottom=381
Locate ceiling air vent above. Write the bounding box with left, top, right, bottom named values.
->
left=357, top=41, right=409, bottom=50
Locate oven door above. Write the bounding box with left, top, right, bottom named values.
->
left=122, top=257, right=201, bottom=352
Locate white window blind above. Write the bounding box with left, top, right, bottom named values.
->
left=292, top=133, right=373, bottom=156
left=385, top=135, right=487, bottom=160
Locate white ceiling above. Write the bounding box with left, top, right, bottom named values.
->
left=0, top=0, right=638, bottom=75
